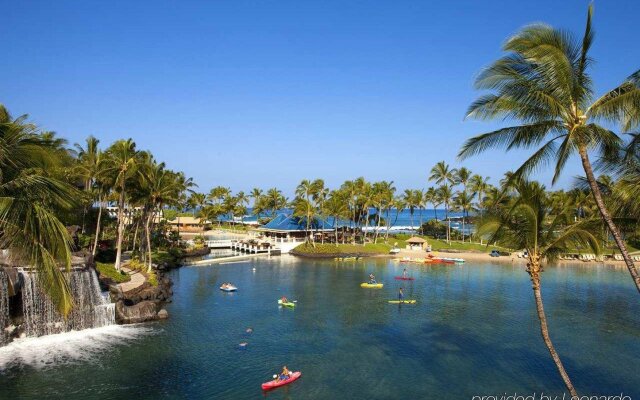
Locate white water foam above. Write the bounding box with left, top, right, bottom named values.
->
left=0, top=324, right=156, bottom=371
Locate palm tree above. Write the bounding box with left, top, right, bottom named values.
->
left=402, top=189, right=418, bottom=231
left=429, top=161, right=457, bottom=187
left=265, top=187, right=286, bottom=220
left=453, top=191, right=474, bottom=242
left=104, top=139, right=140, bottom=271
left=469, top=175, right=491, bottom=217
left=138, top=160, right=182, bottom=271
left=455, top=167, right=472, bottom=194
left=250, top=187, right=263, bottom=217
left=478, top=180, right=600, bottom=396
left=187, top=192, right=206, bottom=217
left=296, top=180, right=314, bottom=242
left=436, top=185, right=453, bottom=243
left=74, top=136, right=101, bottom=232
left=414, top=189, right=425, bottom=233
left=235, top=191, right=249, bottom=225
left=459, top=6, right=640, bottom=293
left=425, top=187, right=439, bottom=221
left=0, top=104, right=80, bottom=314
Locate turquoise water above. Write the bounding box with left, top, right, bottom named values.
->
left=1, top=257, right=639, bottom=399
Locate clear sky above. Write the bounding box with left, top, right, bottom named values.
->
left=1, top=1, right=638, bottom=197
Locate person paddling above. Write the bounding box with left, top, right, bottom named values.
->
left=398, top=287, right=405, bottom=302
left=280, top=296, right=288, bottom=303
left=280, top=365, right=291, bottom=380
left=402, top=268, right=408, bottom=278
left=369, top=273, right=377, bottom=284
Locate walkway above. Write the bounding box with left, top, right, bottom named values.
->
left=117, top=266, right=147, bottom=293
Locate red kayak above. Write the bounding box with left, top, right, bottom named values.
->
left=261, top=371, right=302, bottom=390
left=394, top=276, right=415, bottom=280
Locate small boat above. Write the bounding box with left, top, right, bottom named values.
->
left=388, top=300, right=417, bottom=304
left=262, top=371, right=302, bottom=390
left=361, top=282, right=383, bottom=288
left=389, top=247, right=401, bottom=254
left=277, top=299, right=296, bottom=307
left=394, top=276, right=415, bottom=280
left=220, top=284, right=238, bottom=292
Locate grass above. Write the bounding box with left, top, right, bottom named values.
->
left=95, top=262, right=131, bottom=283
left=291, top=242, right=392, bottom=257
left=376, top=234, right=510, bottom=253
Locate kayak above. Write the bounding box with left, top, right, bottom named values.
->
left=277, top=300, right=296, bottom=307
left=388, top=300, right=417, bottom=304
left=394, top=276, right=415, bottom=280
left=220, top=285, right=237, bottom=292
left=361, top=282, right=383, bottom=288
left=261, top=371, right=302, bottom=390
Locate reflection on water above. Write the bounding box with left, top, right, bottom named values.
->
left=0, top=256, right=638, bottom=399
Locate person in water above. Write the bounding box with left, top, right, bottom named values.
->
left=369, top=273, right=376, bottom=284
left=398, top=287, right=404, bottom=301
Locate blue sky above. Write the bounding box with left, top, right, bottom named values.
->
left=1, top=1, right=639, bottom=197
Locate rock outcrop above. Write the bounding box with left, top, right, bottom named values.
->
left=115, top=300, right=159, bottom=324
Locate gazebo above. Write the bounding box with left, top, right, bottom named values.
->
left=406, top=236, right=427, bottom=250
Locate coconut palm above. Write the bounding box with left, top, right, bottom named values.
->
left=402, top=189, right=418, bottom=231
left=453, top=190, right=474, bottom=242
left=104, top=139, right=141, bottom=271
left=459, top=6, right=640, bottom=293
left=455, top=167, right=472, bottom=193
left=469, top=175, right=491, bottom=216
left=429, top=161, right=457, bottom=187
left=478, top=180, right=601, bottom=396
left=425, top=187, right=439, bottom=221
left=0, top=104, right=80, bottom=314
left=436, top=185, right=453, bottom=243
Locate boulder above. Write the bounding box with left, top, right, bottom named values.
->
left=157, top=309, right=169, bottom=319
left=115, top=300, right=158, bottom=324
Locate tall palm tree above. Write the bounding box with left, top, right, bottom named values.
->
left=455, top=167, right=472, bottom=194
left=478, top=180, right=600, bottom=396
left=402, top=189, right=418, bottom=230
left=453, top=190, right=474, bottom=242
left=0, top=104, right=80, bottom=314
left=425, top=187, right=439, bottom=221
left=104, top=139, right=140, bottom=271
left=235, top=191, right=249, bottom=225
left=429, top=161, right=457, bottom=187
left=138, top=160, right=183, bottom=271
left=469, top=175, right=491, bottom=217
left=74, top=136, right=101, bottom=232
left=414, top=189, right=425, bottom=233
left=296, top=180, right=314, bottom=242
left=265, top=187, right=286, bottom=220
left=436, top=185, right=453, bottom=242
left=459, top=6, right=640, bottom=293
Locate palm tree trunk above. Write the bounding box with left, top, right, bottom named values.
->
left=146, top=211, right=153, bottom=272
left=92, top=194, right=103, bottom=257
left=578, top=146, right=640, bottom=294
left=114, top=188, right=126, bottom=271
left=529, top=263, right=578, bottom=397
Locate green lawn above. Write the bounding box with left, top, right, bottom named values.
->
left=376, top=234, right=508, bottom=253
left=291, top=242, right=392, bottom=256
left=95, top=262, right=131, bottom=283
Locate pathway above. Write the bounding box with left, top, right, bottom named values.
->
left=117, top=266, right=147, bottom=293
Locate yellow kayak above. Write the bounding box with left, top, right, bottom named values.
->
left=388, top=300, right=417, bottom=304
left=361, top=282, right=383, bottom=288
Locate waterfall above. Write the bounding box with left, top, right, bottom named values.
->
left=20, top=268, right=115, bottom=339
left=0, top=270, right=9, bottom=346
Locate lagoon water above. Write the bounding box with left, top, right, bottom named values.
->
left=1, top=256, right=639, bottom=399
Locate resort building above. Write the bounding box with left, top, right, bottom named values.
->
left=257, top=214, right=334, bottom=241
left=167, top=216, right=210, bottom=232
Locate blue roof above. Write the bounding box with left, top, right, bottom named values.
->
left=260, top=213, right=334, bottom=231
